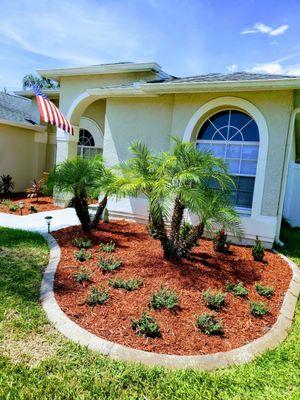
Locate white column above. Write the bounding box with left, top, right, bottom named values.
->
left=56, top=127, right=79, bottom=164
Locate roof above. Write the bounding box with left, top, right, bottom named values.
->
left=14, top=88, right=60, bottom=99
left=37, top=62, right=169, bottom=81
left=0, top=91, right=44, bottom=131
left=148, top=71, right=297, bottom=84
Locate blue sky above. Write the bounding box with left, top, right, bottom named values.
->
left=1, top=0, right=300, bottom=90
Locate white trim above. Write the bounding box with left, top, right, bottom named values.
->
left=79, top=117, right=103, bottom=147
left=183, top=97, right=269, bottom=218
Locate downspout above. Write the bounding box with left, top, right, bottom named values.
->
left=275, top=106, right=300, bottom=244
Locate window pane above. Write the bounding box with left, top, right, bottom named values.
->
left=198, top=120, right=215, bottom=140
left=241, top=120, right=259, bottom=141
left=209, top=111, right=230, bottom=130
left=240, top=160, right=257, bottom=175
left=226, top=144, right=242, bottom=159
left=230, top=110, right=252, bottom=130
left=242, top=145, right=259, bottom=160
left=196, top=143, right=211, bottom=152
left=210, top=144, right=226, bottom=158
left=227, top=159, right=240, bottom=174
left=236, top=191, right=253, bottom=208
left=237, top=176, right=255, bottom=192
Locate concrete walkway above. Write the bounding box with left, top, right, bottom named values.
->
left=0, top=208, right=79, bottom=233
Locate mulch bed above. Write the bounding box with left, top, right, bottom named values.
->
left=53, top=220, right=292, bottom=356
left=0, top=193, right=62, bottom=215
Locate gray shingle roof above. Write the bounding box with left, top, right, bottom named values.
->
left=147, top=71, right=297, bottom=84
left=0, top=92, right=36, bottom=125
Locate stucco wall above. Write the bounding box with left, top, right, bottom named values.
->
left=0, top=123, right=47, bottom=192
left=169, top=91, right=293, bottom=217
left=83, top=99, right=106, bottom=133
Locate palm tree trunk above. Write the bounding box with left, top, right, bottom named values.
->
left=73, top=195, right=91, bottom=232
left=170, top=196, right=185, bottom=248
left=179, top=222, right=205, bottom=258
left=92, top=194, right=108, bottom=228
left=149, top=201, right=171, bottom=256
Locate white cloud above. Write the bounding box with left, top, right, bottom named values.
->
left=241, top=23, right=289, bottom=37
left=248, top=62, right=300, bottom=76
left=226, top=64, right=238, bottom=73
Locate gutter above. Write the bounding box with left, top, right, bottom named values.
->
left=275, top=106, right=300, bottom=243
left=0, top=118, right=46, bottom=132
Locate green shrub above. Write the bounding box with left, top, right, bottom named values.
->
left=109, top=277, right=142, bottom=291
left=9, top=204, right=18, bottom=212
left=196, top=313, right=223, bottom=335
left=99, top=241, right=115, bottom=253
left=131, top=313, right=160, bottom=338
left=73, top=238, right=92, bottom=249
left=99, top=255, right=122, bottom=272
left=250, top=301, right=268, bottom=317
left=203, top=289, right=226, bottom=310
left=28, top=205, right=38, bottom=213
left=75, top=249, right=93, bottom=262
left=149, top=286, right=179, bottom=310
left=252, top=236, right=265, bottom=261
left=86, top=286, right=109, bottom=306
left=213, top=229, right=230, bottom=253
left=255, top=284, right=274, bottom=298
left=74, top=267, right=93, bottom=284
left=226, top=281, right=248, bottom=297
left=1, top=199, right=11, bottom=206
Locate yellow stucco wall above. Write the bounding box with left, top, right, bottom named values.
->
left=0, top=123, right=48, bottom=192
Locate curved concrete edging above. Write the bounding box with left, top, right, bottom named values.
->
left=40, top=233, right=300, bottom=370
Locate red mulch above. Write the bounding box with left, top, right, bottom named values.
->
left=53, top=220, right=292, bottom=355
left=0, top=193, right=62, bottom=215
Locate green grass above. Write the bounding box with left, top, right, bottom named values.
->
left=0, top=226, right=299, bottom=399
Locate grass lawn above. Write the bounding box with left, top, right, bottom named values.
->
left=0, top=226, right=299, bottom=400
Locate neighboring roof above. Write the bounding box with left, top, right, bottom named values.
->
left=0, top=91, right=44, bottom=131
left=37, top=62, right=170, bottom=81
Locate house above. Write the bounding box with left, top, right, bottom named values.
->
left=3, top=61, right=300, bottom=246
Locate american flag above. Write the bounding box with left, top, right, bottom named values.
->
left=33, top=84, right=74, bottom=135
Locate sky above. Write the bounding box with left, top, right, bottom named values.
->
left=1, top=0, right=300, bottom=90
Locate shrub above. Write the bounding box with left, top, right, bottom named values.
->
left=226, top=281, right=248, bottom=297
left=252, top=236, right=265, bottom=261
left=9, top=204, right=18, bottom=212
left=109, top=277, right=142, bottom=291
left=74, top=267, right=93, bottom=284
left=203, top=289, right=226, bottom=310
left=75, top=249, right=93, bottom=262
left=86, top=286, right=109, bottom=306
left=99, top=241, right=115, bottom=253
left=255, top=284, right=274, bottom=298
left=0, top=174, right=14, bottom=195
left=99, top=255, right=122, bottom=272
left=213, top=229, right=230, bottom=253
left=1, top=199, right=11, bottom=206
left=131, top=313, right=160, bottom=338
left=26, top=179, right=42, bottom=201
left=250, top=301, right=268, bottom=317
left=149, top=286, right=179, bottom=310
left=73, top=238, right=92, bottom=249
left=196, top=313, right=223, bottom=335
left=28, top=205, right=38, bottom=213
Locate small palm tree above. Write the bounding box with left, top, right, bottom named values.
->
left=117, top=138, right=242, bottom=259
left=22, top=74, right=58, bottom=90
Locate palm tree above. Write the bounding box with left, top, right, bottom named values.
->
left=117, top=138, right=242, bottom=260
left=22, top=74, right=58, bottom=90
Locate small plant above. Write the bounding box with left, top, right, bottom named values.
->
left=73, top=238, right=92, bottom=249
left=99, top=241, right=115, bottom=252
left=252, top=236, right=265, bottom=261
left=103, top=207, right=109, bottom=223
left=149, top=286, right=179, bottom=310
left=28, top=205, right=38, bottom=213
left=9, top=204, right=18, bottom=212
left=109, top=277, right=142, bottom=291
left=203, top=289, right=226, bottom=310
left=86, top=286, right=109, bottom=306
left=226, top=281, right=248, bottom=297
left=1, top=199, right=11, bottom=206
left=26, top=179, right=42, bottom=201
left=250, top=301, right=268, bottom=317
left=131, top=313, right=160, bottom=338
left=99, top=255, right=122, bottom=272
left=75, top=249, right=93, bottom=262
left=213, top=229, right=230, bottom=252
left=180, top=221, right=193, bottom=241
left=0, top=174, right=14, bottom=195
left=196, top=313, right=223, bottom=335
left=255, top=284, right=274, bottom=298
left=74, top=267, right=93, bottom=284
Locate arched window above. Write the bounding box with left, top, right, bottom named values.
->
left=196, top=110, right=259, bottom=211
left=77, top=129, right=102, bottom=159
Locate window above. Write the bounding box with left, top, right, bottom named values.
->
left=196, top=110, right=259, bottom=211
left=77, top=129, right=102, bottom=159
